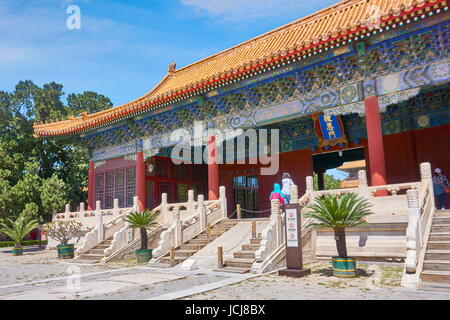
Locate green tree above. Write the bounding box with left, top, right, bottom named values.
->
left=0, top=80, right=112, bottom=222
left=0, top=214, right=40, bottom=248
left=124, top=210, right=159, bottom=250
left=313, top=173, right=342, bottom=190
left=304, top=193, right=373, bottom=258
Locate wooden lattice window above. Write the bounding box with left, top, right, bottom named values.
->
left=114, top=169, right=125, bottom=208
left=95, top=174, right=104, bottom=209
left=126, top=168, right=136, bottom=207
left=105, top=172, right=114, bottom=209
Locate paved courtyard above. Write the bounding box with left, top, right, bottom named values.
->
left=1, top=247, right=450, bottom=300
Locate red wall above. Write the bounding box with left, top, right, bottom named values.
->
left=218, top=124, right=450, bottom=215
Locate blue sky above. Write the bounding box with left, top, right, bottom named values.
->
left=1, top=0, right=338, bottom=106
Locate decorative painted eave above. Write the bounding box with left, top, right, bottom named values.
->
left=33, top=0, right=449, bottom=138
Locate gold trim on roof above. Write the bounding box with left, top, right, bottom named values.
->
left=33, top=0, right=444, bottom=137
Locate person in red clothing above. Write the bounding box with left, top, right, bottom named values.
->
left=269, top=183, right=287, bottom=206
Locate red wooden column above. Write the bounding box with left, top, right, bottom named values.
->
left=365, top=96, right=388, bottom=190
left=88, top=161, right=95, bottom=211
left=136, top=151, right=146, bottom=211
left=208, top=135, right=219, bottom=200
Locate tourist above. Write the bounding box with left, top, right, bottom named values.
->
left=281, top=173, right=294, bottom=204
left=269, top=183, right=287, bottom=206
left=433, top=168, right=449, bottom=210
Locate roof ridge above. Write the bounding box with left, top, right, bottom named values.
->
left=172, top=0, right=356, bottom=75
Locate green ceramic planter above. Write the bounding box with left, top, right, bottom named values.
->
left=57, top=244, right=75, bottom=259
left=136, top=249, right=152, bottom=263
left=331, top=257, right=356, bottom=277
left=12, top=246, right=23, bottom=256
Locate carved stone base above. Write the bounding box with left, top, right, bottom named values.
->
left=278, top=268, right=311, bottom=278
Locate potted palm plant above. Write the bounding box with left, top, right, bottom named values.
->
left=42, top=221, right=82, bottom=259
left=304, top=193, right=373, bottom=277
left=124, top=209, right=159, bottom=263
left=0, top=216, right=40, bottom=256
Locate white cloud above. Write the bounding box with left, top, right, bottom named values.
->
left=180, top=0, right=335, bottom=22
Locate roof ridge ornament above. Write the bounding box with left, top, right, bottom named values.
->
left=168, top=61, right=177, bottom=74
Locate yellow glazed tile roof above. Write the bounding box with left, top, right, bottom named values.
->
left=33, top=0, right=445, bottom=137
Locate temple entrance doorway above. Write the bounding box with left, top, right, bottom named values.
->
left=145, top=156, right=207, bottom=209
left=312, top=147, right=366, bottom=191
left=233, top=175, right=259, bottom=218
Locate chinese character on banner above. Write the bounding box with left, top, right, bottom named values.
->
left=312, top=113, right=348, bottom=151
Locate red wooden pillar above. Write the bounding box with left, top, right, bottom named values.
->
left=136, top=151, right=146, bottom=211
left=365, top=96, right=388, bottom=190
left=88, top=161, right=95, bottom=211
left=208, top=135, right=219, bottom=200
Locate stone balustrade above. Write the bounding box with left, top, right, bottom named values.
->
left=150, top=186, right=227, bottom=262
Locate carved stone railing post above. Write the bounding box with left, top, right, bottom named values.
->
left=198, top=195, right=207, bottom=230
left=124, top=197, right=138, bottom=243
left=271, top=199, right=283, bottom=247
left=219, top=186, right=227, bottom=218
left=95, top=211, right=104, bottom=243
left=173, top=208, right=182, bottom=248
left=113, top=199, right=119, bottom=215
left=79, top=202, right=85, bottom=214
left=358, top=170, right=371, bottom=199
left=290, top=185, right=299, bottom=204
left=306, top=176, right=314, bottom=192
left=405, top=189, right=420, bottom=274
left=187, top=190, right=195, bottom=213
left=420, top=162, right=435, bottom=209
left=161, top=193, right=168, bottom=221
left=305, top=176, right=315, bottom=202
left=95, top=200, right=101, bottom=211
left=65, top=204, right=71, bottom=215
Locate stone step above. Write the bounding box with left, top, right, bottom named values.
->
left=103, top=241, right=113, bottom=245
left=214, top=267, right=250, bottom=274
left=233, top=250, right=256, bottom=259
left=431, top=225, right=450, bottom=233
left=433, top=217, right=450, bottom=224
left=78, top=254, right=103, bottom=261
left=425, top=250, right=450, bottom=261
left=89, top=249, right=105, bottom=255
left=420, top=281, right=450, bottom=291
left=174, top=249, right=197, bottom=257
left=188, top=238, right=211, bottom=245
left=429, top=233, right=450, bottom=241
left=242, top=244, right=260, bottom=251
left=224, top=258, right=255, bottom=269
left=423, top=260, right=450, bottom=272
left=160, top=256, right=187, bottom=265
left=73, top=259, right=99, bottom=265
left=421, top=271, right=450, bottom=284
left=427, top=241, right=450, bottom=250
left=180, top=244, right=204, bottom=250
left=435, top=210, right=450, bottom=217
left=147, top=262, right=172, bottom=268
left=250, top=238, right=262, bottom=245
left=195, top=234, right=218, bottom=240
left=95, top=245, right=110, bottom=249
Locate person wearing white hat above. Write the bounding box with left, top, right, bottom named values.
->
left=433, top=168, right=449, bottom=210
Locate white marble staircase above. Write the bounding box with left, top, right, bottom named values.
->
left=76, top=237, right=113, bottom=264
left=157, top=219, right=238, bottom=266
left=420, top=209, right=450, bottom=289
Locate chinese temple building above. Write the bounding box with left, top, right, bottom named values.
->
left=34, top=0, right=450, bottom=216
left=337, top=160, right=367, bottom=188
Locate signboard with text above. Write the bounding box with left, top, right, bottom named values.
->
left=286, top=208, right=298, bottom=247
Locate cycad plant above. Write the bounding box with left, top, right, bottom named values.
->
left=304, top=193, right=373, bottom=258
left=124, top=210, right=159, bottom=250
left=0, top=216, right=40, bottom=252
